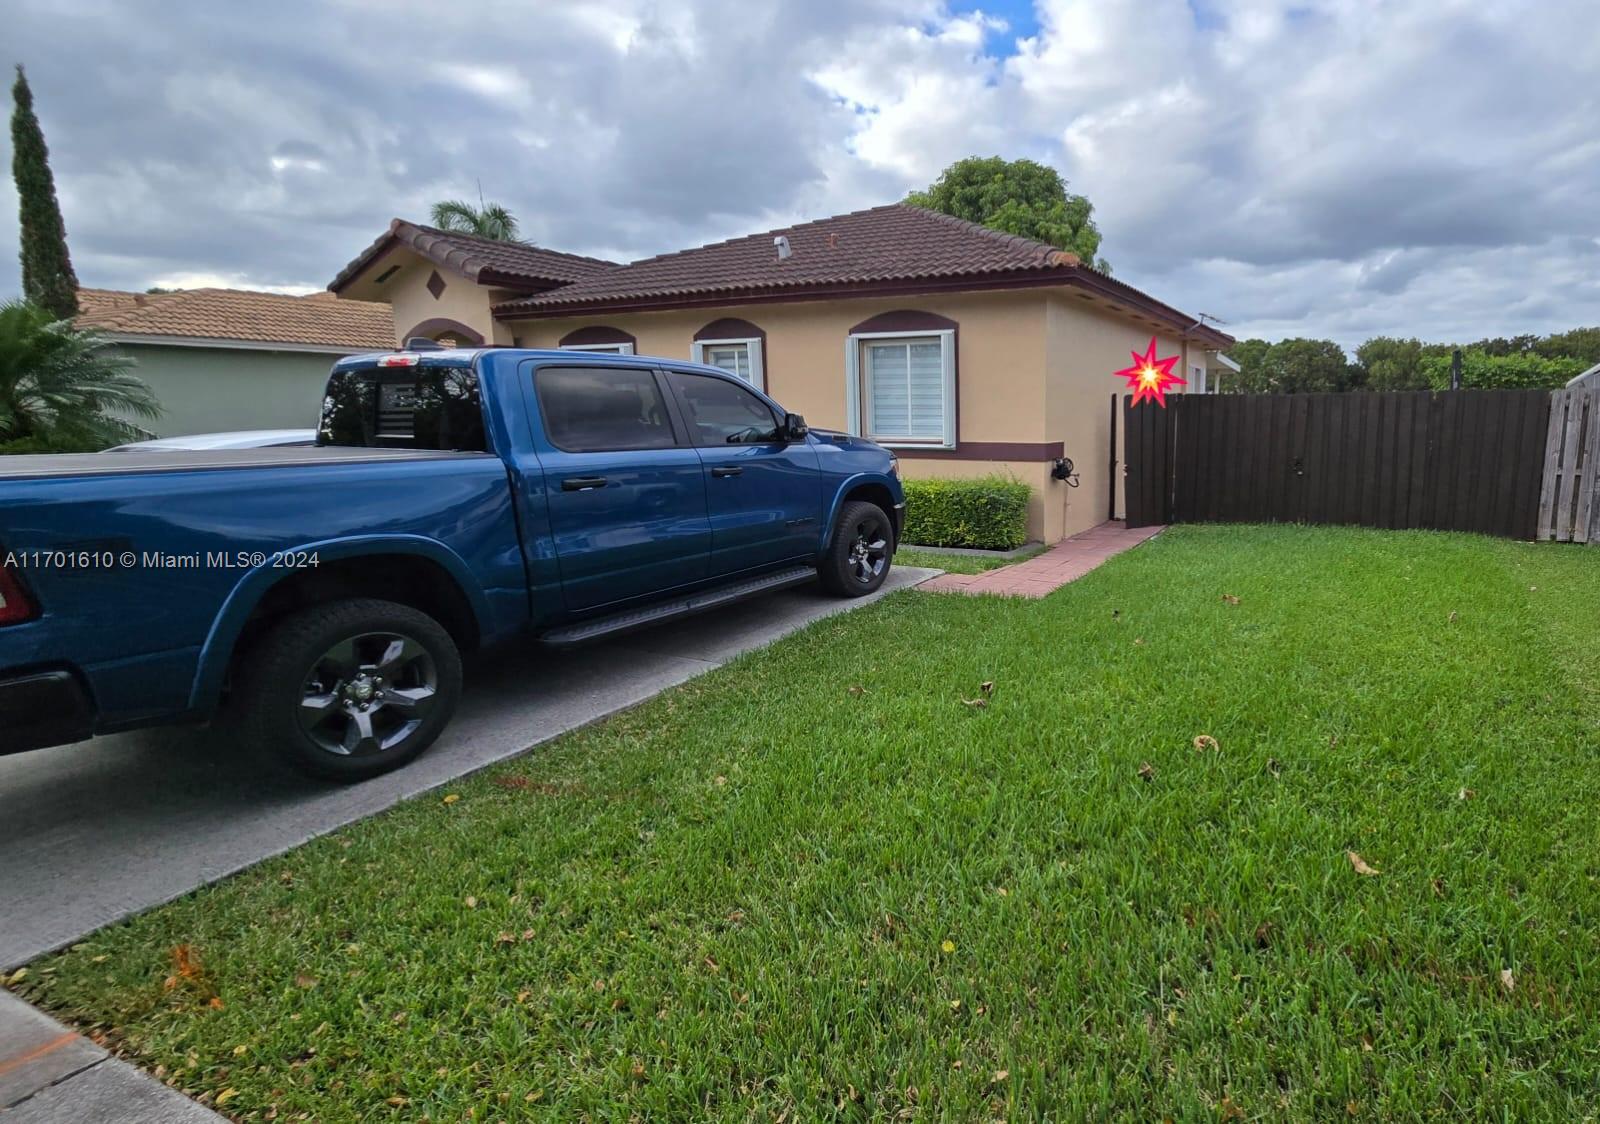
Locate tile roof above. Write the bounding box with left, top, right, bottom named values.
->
left=491, top=203, right=1232, bottom=347
left=328, top=219, right=619, bottom=293
left=77, top=287, right=394, bottom=350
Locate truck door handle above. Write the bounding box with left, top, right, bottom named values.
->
left=711, top=466, right=743, bottom=478
left=561, top=475, right=610, bottom=491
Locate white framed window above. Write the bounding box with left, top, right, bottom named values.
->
left=844, top=329, right=956, bottom=449
left=560, top=342, right=635, bottom=355
left=690, top=337, right=764, bottom=390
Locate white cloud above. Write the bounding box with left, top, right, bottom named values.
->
left=0, top=0, right=1594, bottom=352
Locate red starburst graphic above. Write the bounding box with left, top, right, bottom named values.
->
left=1115, top=336, right=1186, bottom=408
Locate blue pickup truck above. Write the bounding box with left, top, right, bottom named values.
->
left=0, top=348, right=904, bottom=780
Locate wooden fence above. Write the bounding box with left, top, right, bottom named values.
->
left=1538, top=387, right=1600, bottom=543
left=1124, top=390, right=1553, bottom=539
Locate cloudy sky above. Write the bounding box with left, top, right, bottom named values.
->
left=4, top=0, right=1596, bottom=349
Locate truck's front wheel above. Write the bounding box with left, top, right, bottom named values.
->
left=238, top=599, right=463, bottom=782
left=818, top=500, right=894, bottom=597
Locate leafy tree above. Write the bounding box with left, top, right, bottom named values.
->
left=1355, top=336, right=1427, bottom=391
left=0, top=300, right=160, bottom=451
left=1223, top=337, right=1354, bottom=394
left=906, top=156, right=1109, bottom=271
left=11, top=66, right=79, bottom=319
left=1417, top=348, right=1584, bottom=391
left=1536, top=327, right=1600, bottom=367
left=429, top=199, right=523, bottom=242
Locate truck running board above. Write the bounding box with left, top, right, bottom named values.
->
left=539, top=565, right=819, bottom=647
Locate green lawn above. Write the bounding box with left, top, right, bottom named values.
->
left=897, top=544, right=1045, bottom=574
left=16, top=525, right=1600, bottom=1121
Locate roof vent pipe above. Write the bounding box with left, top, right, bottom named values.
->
left=774, top=235, right=792, bottom=261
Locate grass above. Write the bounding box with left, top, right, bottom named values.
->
left=16, top=525, right=1600, bottom=1120
left=897, top=543, right=1045, bottom=574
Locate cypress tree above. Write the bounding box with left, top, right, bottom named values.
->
left=11, top=65, right=79, bottom=319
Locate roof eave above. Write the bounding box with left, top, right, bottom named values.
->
left=492, top=265, right=1235, bottom=346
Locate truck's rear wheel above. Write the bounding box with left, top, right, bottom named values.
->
left=237, top=598, right=462, bottom=782
left=819, top=500, right=894, bottom=597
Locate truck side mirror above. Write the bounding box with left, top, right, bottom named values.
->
left=783, top=413, right=809, bottom=441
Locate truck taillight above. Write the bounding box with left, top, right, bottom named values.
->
left=0, top=562, right=37, bottom=626
left=378, top=353, right=420, bottom=368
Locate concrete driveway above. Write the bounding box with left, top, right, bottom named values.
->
left=0, top=568, right=932, bottom=970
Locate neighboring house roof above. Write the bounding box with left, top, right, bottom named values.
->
left=1567, top=361, right=1600, bottom=389
left=77, top=288, right=395, bottom=353
left=491, top=203, right=1234, bottom=347
left=328, top=220, right=619, bottom=294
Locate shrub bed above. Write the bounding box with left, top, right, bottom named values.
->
left=901, top=474, right=1031, bottom=550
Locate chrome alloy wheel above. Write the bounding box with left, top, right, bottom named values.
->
left=847, top=514, right=890, bottom=585
left=297, top=633, right=438, bottom=756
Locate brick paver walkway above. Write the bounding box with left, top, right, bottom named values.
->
left=920, top=521, right=1164, bottom=598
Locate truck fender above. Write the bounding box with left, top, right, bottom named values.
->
left=819, top=472, right=902, bottom=554
left=187, top=534, right=492, bottom=711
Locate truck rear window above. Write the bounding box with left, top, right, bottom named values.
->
left=318, top=367, right=487, bottom=451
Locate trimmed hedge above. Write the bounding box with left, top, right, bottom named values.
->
left=901, top=474, right=1032, bottom=550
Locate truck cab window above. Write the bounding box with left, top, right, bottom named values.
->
left=670, top=371, right=782, bottom=445
left=535, top=366, right=677, bottom=452
left=318, top=368, right=487, bottom=452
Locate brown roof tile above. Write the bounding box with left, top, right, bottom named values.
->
left=328, top=220, right=619, bottom=293
left=76, top=287, right=394, bottom=350
left=492, top=203, right=1232, bottom=347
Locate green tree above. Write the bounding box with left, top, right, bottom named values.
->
left=0, top=300, right=160, bottom=452
left=429, top=199, right=523, bottom=242
left=11, top=66, right=79, bottom=319
left=1535, top=327, right=1600, bottom=366
left=906, top=156, right=1109, bottom=271
left=1355, top=336, right=1427, bottom=391
left=1224, top=338, right=1354, bottom=394
left=1417, top=348, right=1583, bottom=391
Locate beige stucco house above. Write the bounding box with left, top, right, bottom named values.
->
left=331, top=204, right=1233, bottom=543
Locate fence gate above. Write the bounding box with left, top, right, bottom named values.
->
left=1124, top=390, right=1552, bottom=539
left=1538, top=387, right=1600, bottom=543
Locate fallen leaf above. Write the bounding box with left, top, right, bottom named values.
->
left=495, top=931, right=516, bottom=946
left=1220, top=1094, right=1245, bottom=1120
left=386, top=1096, right=409, bottom=1108
left=980, top=681, right=995, bottom=695
left=1431, top=877, right=1446, bottom=898
left=3, top=967, right=27, bottom=985
left=1347, top=851, right=1381, bottom=876
left=995, top=886, right=1009, bottom=897
left=464, top=896, right=477, bottom=909
left=1458, top=788, right=1476, bottom=801
left=172, top=944, right=204, bottom=982
left=1133, top=637, right=1145, bottom=646
left=232, top=1045, right=247, bottom=1056
left=1500, top=968, right=1515, bottom=993
left=949, top=999, right=961, bottom=1011
left=1448, top=611, right=1459, bottom=623
left=442, top=793, right=461, bottom=805
left=521, top=929, right=535, bottom=941
left=714, top=775, right=728, bottom=786
left=215, top=1088, right=239, bottom=1106
left=951, top=1060, right=963, bottom=1070
left=1138, top=762, right=1156, bottom=782
left=1193, top=734, right=1219, bottom=752
left=848, top=685, right=866, bottom=696
left=960, top=697, right=988, bottom=708
left=990, top=1069, right=1010, bottom=1085
left=941, top=940, right=956, bottom=954
left=294, top=974, right=317, bottom=989
left=1266, top=758, right=1282, bottom=777
left=516, top=989, right=532, bottom=1003
left=1221, top=594, right=1241, bottom=606
left=208, top=996, right=225, bottom=1010
left=1347, top=1101, right=1360, bottom=1116
left=1166, top=1008, right=1178, bottom=1027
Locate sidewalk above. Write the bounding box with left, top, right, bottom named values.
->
left=920, top=521, right=1163, bottom=598
left=0, top=990, right=220, bottom=1121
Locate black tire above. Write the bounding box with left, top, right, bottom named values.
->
left=819, top=500, right=894, bottom=597
left=235, top=598, right=463, bottom=783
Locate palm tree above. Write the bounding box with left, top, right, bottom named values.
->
left=429, top=199, right=524, bottom=242
left=0, top=300, right=161, bottom=452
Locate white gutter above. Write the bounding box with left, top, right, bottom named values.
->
left=102, top=332, right=381, bottom=356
